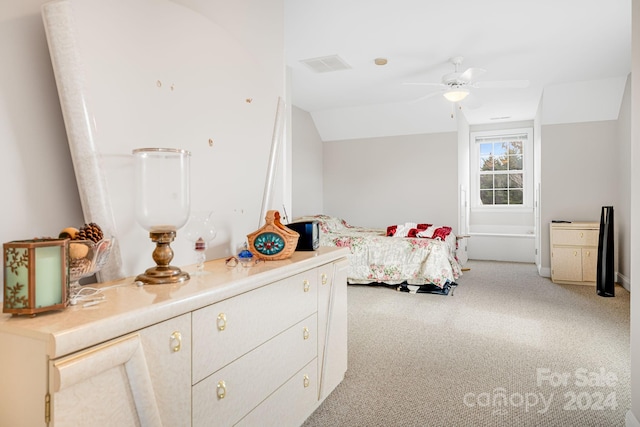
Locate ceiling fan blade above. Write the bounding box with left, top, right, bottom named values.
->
left=409, top=90, right=444, bottom=104
left=459, top=67, right=486, bottom=82
left=473, top=79, right=530, bottom=89
left=402, top=82, right=445, bottom=87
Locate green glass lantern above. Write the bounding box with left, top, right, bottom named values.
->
left=3, top=238, right=68, bottom=316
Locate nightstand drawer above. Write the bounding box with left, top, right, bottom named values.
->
left=192, top=269, right=318, bottom=384
left=552, top=229, right=598, bottom=246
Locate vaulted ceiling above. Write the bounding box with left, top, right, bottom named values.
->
left=285, top=0, right=631, bottom=141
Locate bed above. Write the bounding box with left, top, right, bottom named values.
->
left=294, top=215, right=462, bottom=294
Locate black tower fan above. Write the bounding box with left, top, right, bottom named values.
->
left=596, top=206, right=614, bottom=297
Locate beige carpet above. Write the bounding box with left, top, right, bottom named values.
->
left=303, top=260, right=630, bottom=427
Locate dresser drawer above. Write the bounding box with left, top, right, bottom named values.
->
left=236, top=359, right=318, bottom=427
left=192, top=269, right=318, bottom=384
left=552, top=229, right=598, bottom=246
left=192, top=314, right=318, bottom=426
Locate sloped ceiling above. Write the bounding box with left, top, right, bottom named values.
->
left=285, top=0, right=631, bottom=141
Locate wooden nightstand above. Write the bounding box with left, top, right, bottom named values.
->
left=550, top=221, right=599, bottom=285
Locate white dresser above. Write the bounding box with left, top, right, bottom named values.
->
left=0, top=247, right=349, bottom=427
left=549, top=221, right=599, bottom=285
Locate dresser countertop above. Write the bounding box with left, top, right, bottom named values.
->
left=0, top=247, right=350, bottom=358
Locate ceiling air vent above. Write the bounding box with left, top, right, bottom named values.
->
left=300, top=55, right=351, bottom=73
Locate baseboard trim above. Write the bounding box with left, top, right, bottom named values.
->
left=617, top=272, right=631, bottom=292
left=538, top=266, right=551, bottom=278
left=537, top=268, right=630, bottom=291
left=627, top=410, right=640, bottom=427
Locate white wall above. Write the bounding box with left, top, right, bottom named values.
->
left=539, top=120, right=620, bottom=275
left=310, top=98, right=458, bottom=141
left=534, top=98, right=543, bottom=270
left=322, top=132, right=458, bottom=229
left=543, top=77, right=628, bottom=125
left=291, top=106, right=324, bottom=217
left=0, top=0, right=286, bottom=286
left=0, top=0, right=85, bottom=278
left=616, top=75, right=632, bottom=289
left=629, top=2, right=640, bottom=425
left=457, top=112, right=470, bottom=231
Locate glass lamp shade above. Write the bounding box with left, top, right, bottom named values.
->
left=132, top=148, right=191, bottom=285
left=443, top=88, right=469, bottom=102
left=133, top=148, right=191, bottom=232
left=3, top=238, right=68, bottom=316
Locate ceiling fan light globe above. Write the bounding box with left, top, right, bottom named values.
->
left=443, top=88, right=469, bottom=102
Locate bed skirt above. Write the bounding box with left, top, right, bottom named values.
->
left=359, top=281, right=457, bottom=295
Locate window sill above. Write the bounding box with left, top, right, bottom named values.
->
left=470, top=206, right=534, bottom=214
left=468, top=232, right=535, bottom=238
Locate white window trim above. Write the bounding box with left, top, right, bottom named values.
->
left=469, top=127, right=534, bottom=211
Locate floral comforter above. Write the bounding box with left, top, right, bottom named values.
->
left=294, top=215, right=462, bottom=288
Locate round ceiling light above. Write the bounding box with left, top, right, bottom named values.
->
left=374, top=58, right=388, bottom=66
left=443, top=88, right=470, bottom=102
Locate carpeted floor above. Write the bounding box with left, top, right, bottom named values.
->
left=303, top=260, right=631, bottom=427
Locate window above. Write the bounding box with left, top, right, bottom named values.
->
left=470, top=128, right=533, bottom=209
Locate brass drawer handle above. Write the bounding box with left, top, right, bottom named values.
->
left=303, top=280, right=310, bottom=292
left=303, top=374, right=310, bottom=388
left=217, top=380, right=226, bottom=399
left=217, top=313, right=227, bottom=331
left=303, top=326, right=310, bottom=340
left=321, top=273, right=328, bottom=285
left=170, top=331, right=182, bottom=352
left=574, top=251, right=578, bottom=257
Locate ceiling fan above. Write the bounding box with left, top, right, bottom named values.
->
left=404, top=56, right=529, bottom=104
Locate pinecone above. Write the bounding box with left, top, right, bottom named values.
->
left=76, top=222, right=104, bottom=243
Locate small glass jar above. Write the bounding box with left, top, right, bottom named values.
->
left=238, top=247, right=254, bottom=268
